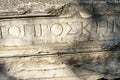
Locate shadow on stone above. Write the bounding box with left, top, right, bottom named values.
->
left=59, top=0, right=120, bottom=79
left=0, top=63, right=21, bottom=80
left=97, top=78, right=120, bottom=80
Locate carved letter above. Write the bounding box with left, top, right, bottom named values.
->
left=23, top=24, right=36, bottom=37
left=80, top=22, right=91, bottom=34
left=66, top=22, right=78, bottom=35
left=8, top=26, right=21, bottom=37
left=0, top=26, right=5, bottom=38
left=51, top=23, right=63, bottom=36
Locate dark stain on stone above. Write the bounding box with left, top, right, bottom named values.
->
left=97, top=78, right=108, bottom=80
left=97, top=78, right=120, bottom=80
left=0, top=63, right=5, bottom=72
left=66, top=58, right=82, bottom=68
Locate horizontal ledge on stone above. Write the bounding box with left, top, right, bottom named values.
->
left=15, top=75, right=102, bottom=80
left=0, top=13, right=119, bottom=19
left=0, top=14, right=56, bottom=19
left=0, top=50, right=120, bottom=58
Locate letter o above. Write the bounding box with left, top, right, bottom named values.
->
left=8, top=26, right=21, bottom=37
left=51, top=23, right=63, bottom=36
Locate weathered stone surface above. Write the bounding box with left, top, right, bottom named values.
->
left=0, top=0, right=119, bottom=18
left=0, top=52, right=120, bottom=80
left=0, top=0, right=120, bottom=80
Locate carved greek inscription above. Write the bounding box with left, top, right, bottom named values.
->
left=0, top=18, right=119, bottom=46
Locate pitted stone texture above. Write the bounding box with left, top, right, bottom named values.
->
left=0, top=52, right=120, bottom=80
left=0, top=0, right=119, bottom=17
